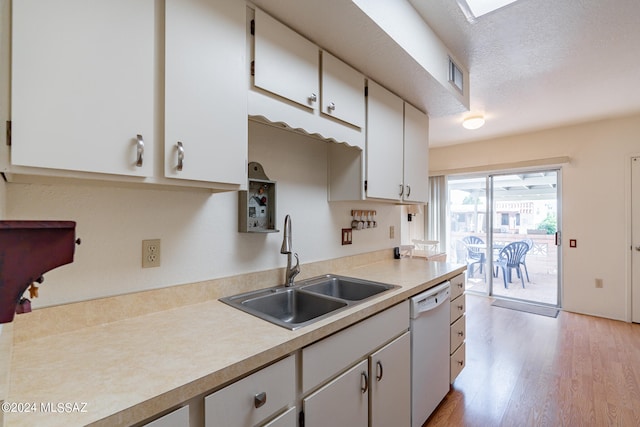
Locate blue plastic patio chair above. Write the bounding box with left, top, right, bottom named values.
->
left=494, top=241, right=531, bottom=288
left=462, top=236, right=486, bottom=278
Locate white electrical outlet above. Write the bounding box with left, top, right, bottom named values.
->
left=142, top=239, right=161, bottom=268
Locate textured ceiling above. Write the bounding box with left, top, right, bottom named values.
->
left=250, top=0, right=640, bottom=147
left=410, top=0, right=640, bottom=145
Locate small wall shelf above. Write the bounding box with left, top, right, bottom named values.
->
left=239, top=162, right=278, bottom=233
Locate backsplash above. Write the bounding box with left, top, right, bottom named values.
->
left=12, top=249, right=393, bottom=343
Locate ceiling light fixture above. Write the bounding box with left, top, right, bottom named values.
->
left=462, top=116, right=485, bottom=130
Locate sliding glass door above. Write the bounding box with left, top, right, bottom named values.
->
left=447, top=169, right=561, bottom=307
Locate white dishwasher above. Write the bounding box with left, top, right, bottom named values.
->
left=410, top=281, right=451, bottom=427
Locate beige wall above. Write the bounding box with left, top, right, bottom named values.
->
left=430, top=112, right=640, bottom=321
left=5, top=121, right=401, bottom=308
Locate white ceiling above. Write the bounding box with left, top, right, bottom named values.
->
left=250, top=0, right=640, bottom=147
left=410, top=0, right=640, bottom=146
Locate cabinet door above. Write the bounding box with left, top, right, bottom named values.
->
left=403, top=103, right=429, bottom=203
left=165, top=0, right=247, bottom=184
left=370, top=332, right=411, bottom=427
left=11, top=0, right=154, bottom=177
left=263, top=407, right=297, bottom=427
left=321, top=51, right=365, bottom=128
left=366, top=81, right=404, bottom=200
left=254, top=8, right=319, bottom=111
left=303, top=359, right=368, bottom=427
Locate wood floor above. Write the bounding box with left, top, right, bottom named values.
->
left=425, top=294, right=640, bottom=427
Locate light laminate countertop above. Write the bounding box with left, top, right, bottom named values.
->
left=4, top=259, right=465, bottom=427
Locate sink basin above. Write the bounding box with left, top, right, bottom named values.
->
left=221, top=288, right=347, bottom=330
left=298, top=275, right=395, bottom=301
left=220, top=275, right=399, bottom=330
left=241, top=288, right=347, bottom=329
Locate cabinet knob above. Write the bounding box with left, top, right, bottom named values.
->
left=254, top=391, right=267, bottom=409
left=457, top=360, right=464, bottom=366
left=135, top=134, right=144, bottom=167
left=308, top=93, right=317, bottom=103
left=457, top=305, right=464, bottom=311
left=360, top=372, right=369, bottom=394
left=176, top=141, right=184, bottom=171
left=376, top=361, right=384, bottom=381
left=636, top=246, right=640, bottom=251
left=328, top=102, right=336, bottom=111
left=457, top=330, right=464, bottom=337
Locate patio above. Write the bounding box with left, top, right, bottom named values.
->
left=451, top=232, right=559, bottom=306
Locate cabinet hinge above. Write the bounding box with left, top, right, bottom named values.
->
left=364, top=180, right=368, bottom=191
left=299, top=410, right=305, bottom=427
left=250, top=19, right=255, bottom=36
left=5, top=121, right=10, bottom=146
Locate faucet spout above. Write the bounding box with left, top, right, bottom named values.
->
left=281, top=215, right=300, bottom=286
left=280, top=215, right=292, bottom=255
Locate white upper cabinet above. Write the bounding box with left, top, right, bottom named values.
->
left=364, top=81, right=429, bottom=203
left=11, top=0, right=154, bottom=177
left=321, top=51, right=365, bottom=129
left=165, top=0, right=247, bottom=185
left=403, top=102, right=429, bottom=204
left=366, top=81, right=405, bottom=201
left=253, top=8, right=319, bottom=111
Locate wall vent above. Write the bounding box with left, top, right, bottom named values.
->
left=448, top=58, right=464, bottom=94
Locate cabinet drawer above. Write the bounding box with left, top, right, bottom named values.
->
left=143, top=405, right=189, bottom=427
left=450, top=293, right=466, bottom=324
left=205, top=354, right=295, bottom=427
left=302, top=301, right=409, bottom=394
left=450, top=273, right=465, bottom=300
left=450, top=315, right=466, bottom=353
left=450, top=342, right=466, bottom=383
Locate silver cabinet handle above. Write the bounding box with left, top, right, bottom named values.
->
left=254, top=391, right=267, bottom=409
left=176, top=141, right=184, bottom=171
left=405, top=185, right=411, bottom=197
left=399, top=184, right=404, bottom=196
left=361, top=372, right=369, bottom=394
left=135, top=134, right=144, bottom=167
left=308, top=93, right=317, bottom=103
left=376, top=361, right=383, bottom=381
left=328, top=102, right=336, bottom=111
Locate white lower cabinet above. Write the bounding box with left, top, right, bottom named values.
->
left=303, top=359, right=369, bottom=427
left=370, top=332, right=411, bottom=427
left=449, top=273, right=466, bottom=383
left=143, top=405, right=189, bottom=427
left=301, top=301, right=410, bottom=427
left=204, top=354, right=296, bottom=427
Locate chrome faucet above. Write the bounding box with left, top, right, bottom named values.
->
left=280, top=215, right=300, bottom=287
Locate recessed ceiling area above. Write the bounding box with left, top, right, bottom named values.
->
left=457, top=0, right=520, bottom=21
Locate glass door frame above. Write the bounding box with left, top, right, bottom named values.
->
left=449, top=168, right=562, bottom=308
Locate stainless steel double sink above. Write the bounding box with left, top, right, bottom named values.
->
left=220, top=274, right=399, bottom=330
